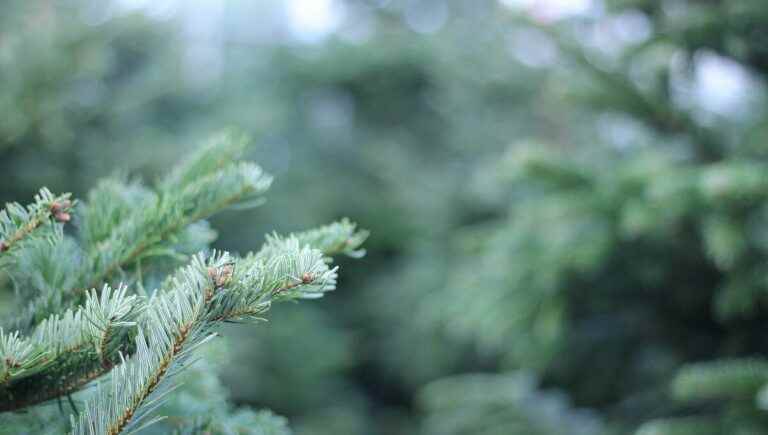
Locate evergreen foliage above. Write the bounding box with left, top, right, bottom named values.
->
left=419, top=372, right=603, bottom=435
left=377, top=1, right=768, bottom=433
left=0, top=132, right=366, bottom=434
left=6, top=0, right=768, bottom=434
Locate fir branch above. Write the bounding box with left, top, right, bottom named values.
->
left=0, top=129, right=366, bottom=427
left=78, top=178, right=154, bottom=251
left=0, top=285, right=142, bottom=411
left=160, top=129, right=250, bottom=193
left=288, top=218, right=369, bottom=258
left=0, top=330, right=47, bottom=386
left=0, top=218, right=363, bottom=414
left=17, top=137, right=273, bottom=327
left=0, top=188, right=72, bottom=258
left=257, top=218, right=369, bottom=260
left=79, top=161, right=272, bottom=297
left=71, top=240, right=343, bottom=434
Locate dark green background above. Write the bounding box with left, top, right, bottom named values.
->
left=4, top=1, right=768, bottom=433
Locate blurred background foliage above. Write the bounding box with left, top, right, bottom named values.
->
left=4, top=0, right=768, bottom=434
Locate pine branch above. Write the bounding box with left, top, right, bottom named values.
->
left=71, top=239, right=344, bottom=434
left=160, top=130, right=251, bottom=193
left=0, top=219, right=368, bottom=412
left=0, top=330, right=47, bottom=386
left=79, top=161, right=272, bottom=297
left=13, top=134, right=273, bottom=328
left=273, top=218, right=370, bottom=259
left=0, top=285, right=142, bottom=411
left=0, top=188, right=72, bottom=258
left=0, top=219, right=365, bottom=414
left=0, top=131, right=366, bottom=429
left=78, top=178, right=154, bottom=251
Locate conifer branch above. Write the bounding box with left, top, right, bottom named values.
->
left=0, top=330, right=46, bottom=387
left=0, top=219, right=365, bottom=415
left=0, top=285, right=141, bottom=411
left=71, top=238, right=348, bottom=434
left=0, top=131, right=367, bottom=433
left=14, top=135, right=273, bottom=328
left=79, top=162, right=272, bottom=298
left=271, top=218, right=370, bottom=259
left=0, top=188, right=72, bottom=258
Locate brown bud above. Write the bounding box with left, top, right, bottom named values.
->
left=50, top=199, right=72, bottom=214
left=54, top=211, right=71, bottom=223
left=301, top=272, right=314, bottom=284
left=208, top=264, right=234, bottom=288
left=0, top=241, right=7, bottom=252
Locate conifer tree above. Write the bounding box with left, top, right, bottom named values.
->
left=393, top=1, right=768, bottom=434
